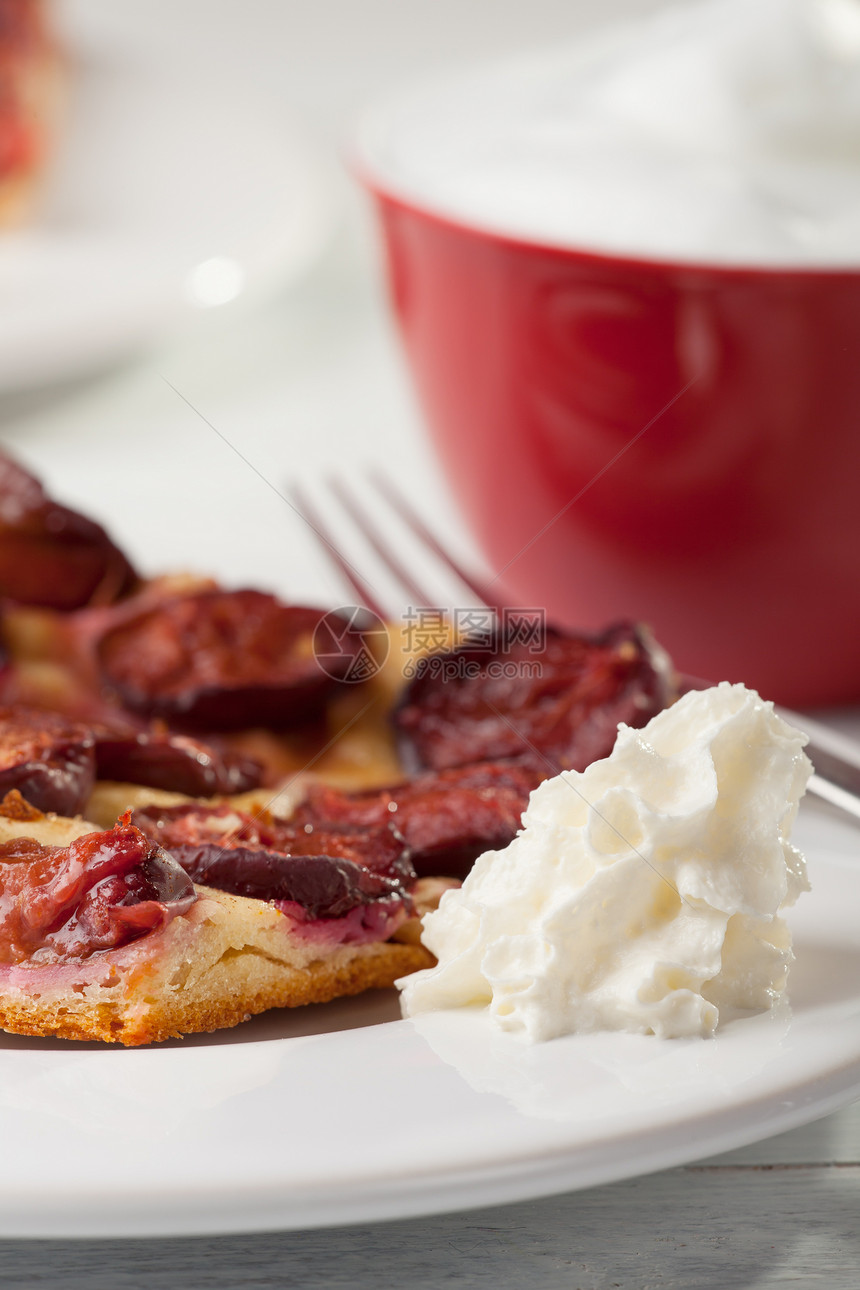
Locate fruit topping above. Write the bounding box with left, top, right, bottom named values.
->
left=0, top=450, right=137, bottom=610
left=95, top=590, right=356, bottom=731
left=130, top=799, right=417, bottom=944
left=393, top=621, right=671, bottom=774
left=290, top=758, right=541, bottom=878
left=0, top=816, right=196, bottom=965
left=168, top=847, right=408, bottom=921
left=0, top=703, right=95, bottom=815
left=130, top=800, right=415, bottom=942
left=93, top=727, right=263, bottom=797
left=131, top=801, right=413, bottom=882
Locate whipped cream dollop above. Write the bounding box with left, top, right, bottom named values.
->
left=399, top=684, right=812, bottom=1040
left=361, top=0, right=860, bottom=265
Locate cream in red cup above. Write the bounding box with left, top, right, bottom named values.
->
left=354, top=0, right=860, bottom=707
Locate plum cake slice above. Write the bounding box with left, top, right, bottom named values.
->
left=0, top=795, right=432, bottom=1046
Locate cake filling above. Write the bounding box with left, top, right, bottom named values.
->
left=0, top=816, right=196, bottom=965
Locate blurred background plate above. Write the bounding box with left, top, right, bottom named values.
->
left=0, top=0, right=335, bottom=390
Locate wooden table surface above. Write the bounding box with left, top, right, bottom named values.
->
left=0, top=1100, right=857, bottom=1289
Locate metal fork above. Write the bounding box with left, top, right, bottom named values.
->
left=288, top=471, right=860, bottom=823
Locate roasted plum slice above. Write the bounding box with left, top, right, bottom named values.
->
left=95, top=590, right=356, bottom=731
left=290, top=758, right=541, bottom=878
left=393, top=621, right=672, bottom=774
left=0, top=817, right=196, bottom=966
left=0, top=704, right=96, bottom=815
left=0, top=450, right=137, bottom=610
left=129, top=802, right=413, bottom=943
left=131, top=801, right=414, bottom=883
left=169, top=849, right=408, bottom=921
left=131, top=801, right=291, bottom=852
left=269, top=819, right=412, bottom=881
left=93, top=728, right=263, bottom=797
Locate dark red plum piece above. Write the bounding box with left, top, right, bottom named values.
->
left=130, top=800, right=415, bottom=924
left=268, top=819, right=412, bottom=882
left=291, top=758, right=541, bottom=878
left=0, top=819, right=196, bottom=965
left=94, top=728, right=263, bottom=797
left=0, top=704, right=96, bottom=815
left=393, top=621, right=672, bottom=774
left=131, top=801, right=414, bottom=884
left=166, top=846, right=410, bottom=922
left=131, top=800, right=291, bottom=852
left=95, top=590, right=358, bottom=731
left=0, top=450, right=137, bottom=610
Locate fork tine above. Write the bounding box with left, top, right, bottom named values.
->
left=329, top=476, right=439, bottom=610
left=295, top=475, right=860, bottom=827
left=291, top=471, right=498, bottom=625
left=286, top=481, right=389, bottom=620
left=370, top=470, right=501, bottom=613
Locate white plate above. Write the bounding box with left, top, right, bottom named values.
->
left=0, top=2, right=333, bottom=390
left=0, top=800, right=857, bottom=1239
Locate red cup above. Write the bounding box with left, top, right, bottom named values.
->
left=357, top=181, right=860, bottom=708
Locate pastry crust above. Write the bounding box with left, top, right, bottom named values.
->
left=84, top=779, right=309, bottom=830
left=0, top=810, right=433, bottom=1045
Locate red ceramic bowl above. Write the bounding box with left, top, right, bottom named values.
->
left=357, top=135, right=860, bottom=709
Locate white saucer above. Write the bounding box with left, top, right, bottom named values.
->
left=0, top=5, right=334, bottom=389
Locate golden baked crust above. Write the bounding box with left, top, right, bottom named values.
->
left=85, top=781, right=200, bottom=828
left=84, top=779, right=309, bottom=830
left=0, top=888, right=432, bottom=1045
left=0, top=804, right=94, bottom=846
